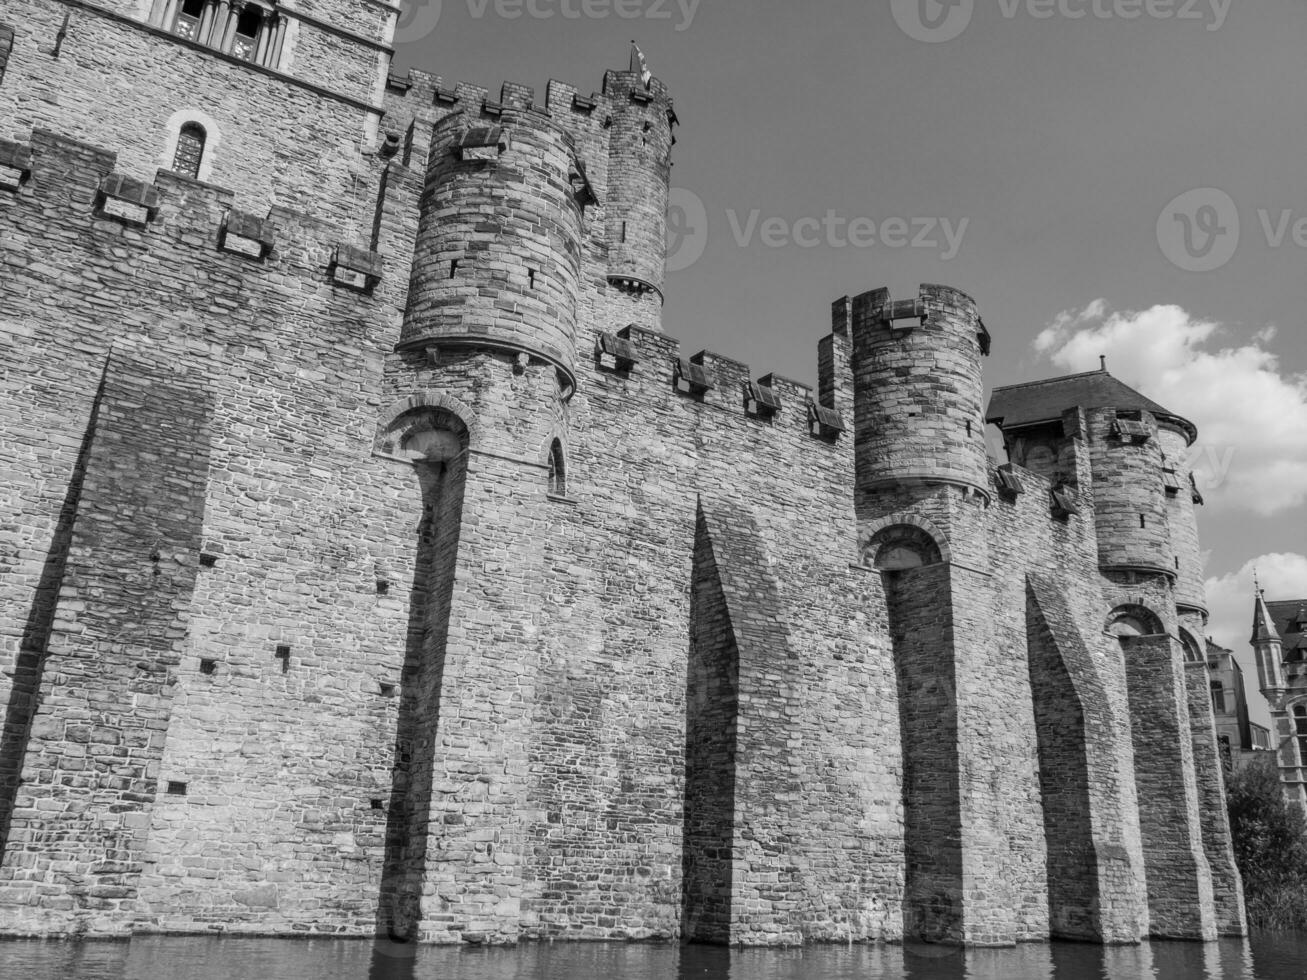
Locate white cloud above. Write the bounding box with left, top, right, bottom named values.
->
left=1034, top=302, right=1307, bottom=515
left=1204, top=552, right=1307, bottom=729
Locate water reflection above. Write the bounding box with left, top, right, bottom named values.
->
left=0, top=933, right=1303, bottom=979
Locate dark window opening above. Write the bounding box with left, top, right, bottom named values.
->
left=547, top=439, right=566, bottom=496
left=172, top=122, right=206, bottom=180
left=379, top=682, right=396, bottom=697
left=172, top=0, right=204, bottom=40
left=620, top=221, right=627, bottom=243
left=528, top=268, right=537, bottom=289
left=1139, top=515, right=1147, bottom=529
left=370, top=798, right=384, bottom=810
left=966, top=420, right=972, bottom=437
left=199, top=552, right=218, bottom=568
left=232, top=7, right=262, bottom=61
left=275, top=644, right=291, bottom=673
left=449, top=259, right=459, bottom=278
left=166, top=780, right=188, bottom=796
left=199, top=658, right=217, bottom=675
left=376, top=579, right=390, bottom=595
left=1211, top=681, right=1224, bottom=713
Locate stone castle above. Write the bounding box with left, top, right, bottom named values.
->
left=0, top=0, right=1247, bottom=947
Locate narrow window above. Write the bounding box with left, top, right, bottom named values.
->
left=1139, top=515, right=1147, bottom=529
left=620, top=221, right=627, bottom=243
left=172, top=0, right=204, bottom=40
left=172, top=122, right=206, bottom=180
left=1210, top=681, right=1224, bottom=713
left=1296, top=705, right=1307, bottom=764
left=528, top=268, right=537, bottom=289
left=965, top=420, right=972, bottom=437
left=547, top=439, right=565, bottom=496
left=449, top=259, right=459, bottom=278
left=232, top=6, right=263, bottom=61
left=275, top=644, right=291, bottom=673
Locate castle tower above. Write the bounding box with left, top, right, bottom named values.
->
left=989, top=367, right=1226, bottom=939
left=402, top=104, right=586, bottom=389
left=850, top=285, right=1049, bottom=944
left=601, top=70, right=675, bottom=334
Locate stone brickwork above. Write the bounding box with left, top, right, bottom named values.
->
left=0, top=6, right=1243, bottom=950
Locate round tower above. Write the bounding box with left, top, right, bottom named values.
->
left=1156, top=421, right=1206, bottom=617
left=402, top=108, right=585, bottom=386
left=1086, top=407, right=1176, bottom=579
left=852, top=284, right=991, bottom=498
left=601, top=69, right=675, bottom=333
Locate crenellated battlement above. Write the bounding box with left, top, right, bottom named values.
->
left=7, top=127, right=392, bottom=301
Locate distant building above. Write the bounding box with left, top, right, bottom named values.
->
left=1205, top=642, right=1271, bottom=774
left=1250, top=591, right=1307, bottom=809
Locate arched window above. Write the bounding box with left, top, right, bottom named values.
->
left=864, top=524, right=943, bottom=572
left=1179, top=630, right=1204, bottom=664
left=547, top=440, right=566, bottom=496
left=172, top=122, right=206, bottom=179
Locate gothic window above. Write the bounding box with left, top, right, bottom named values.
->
left=172, top=0, right=204, bottom=40
left=547, top=440, right=566, bottom=496
left=172, top=122, right=206, bottom=179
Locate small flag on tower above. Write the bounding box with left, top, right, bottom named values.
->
left=630, top=41, right=652, bottom=88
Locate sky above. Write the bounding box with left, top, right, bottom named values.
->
left=392, top=0, right=1307, bottom=726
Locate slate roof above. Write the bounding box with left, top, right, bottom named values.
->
left=986, top=368, right=1197, bottom=444
left=1267, top=599, right=1307, bottom=663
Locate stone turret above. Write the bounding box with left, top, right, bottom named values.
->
left=402, top=103, right=587, bottom=389
left=601, top=69, right=675, bottom=333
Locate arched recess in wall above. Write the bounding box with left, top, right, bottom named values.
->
left=1178, top=628, right=1206, bottom=664
left=160, top=109, right=222, bottom=184
left=860, top=517, right=948, bottom=571
left=1103, top=604, right=1165, bottom=639
left=375, top=393, right=480, bottom=459
left=376, top=403, right=471, bottom=942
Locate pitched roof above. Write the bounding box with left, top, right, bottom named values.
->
left=1266, top=599, right=1307, bottom=661
left=986, top=368, right=1197, bottom=444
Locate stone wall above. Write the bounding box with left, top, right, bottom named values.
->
left=0, top=0, right=384, bottom=220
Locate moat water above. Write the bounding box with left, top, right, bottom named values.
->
left=2, top=934, right=1306, bottom=980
